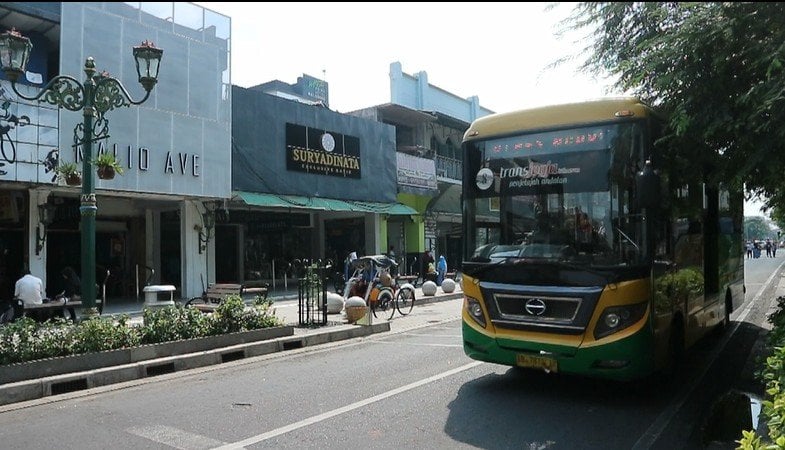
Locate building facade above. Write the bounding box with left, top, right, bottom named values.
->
left=350, top=62, right=494, bottom=274
left=0, top=2, right=231, bottom=300
left=225, top=83, right=415, bottom=288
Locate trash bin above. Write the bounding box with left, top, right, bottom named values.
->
left=143, top=285, right=176, bottom=308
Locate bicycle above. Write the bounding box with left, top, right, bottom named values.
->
left=342, top=254, right=416, bottom=320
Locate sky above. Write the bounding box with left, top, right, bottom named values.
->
left=194, top=2, right=614, bottom=114
left=194, top=1, right=768, bottom=217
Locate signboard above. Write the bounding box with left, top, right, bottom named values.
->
left=285, top=123, right=361, bottom=178
left=477, top=149, right=612, bottom=196
left=396, top=152, right=437, bottom=190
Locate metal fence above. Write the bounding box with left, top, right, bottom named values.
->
left=297, top=262, right=329, bottom=326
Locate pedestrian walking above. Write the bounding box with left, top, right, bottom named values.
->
left=436, top=255, right=447, bottom=286
left=766, top=240, right=773, bottom=258
left=746, top=241, right=753, bottom=259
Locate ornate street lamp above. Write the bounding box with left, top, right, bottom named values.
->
left=35, top=202, right=56, bottom=256
left=0, top=28, right=163, bottom=318
left=195, top=206, right=216, bottom=254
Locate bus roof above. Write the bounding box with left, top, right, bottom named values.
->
left=463, top=97, right=659, bottom=142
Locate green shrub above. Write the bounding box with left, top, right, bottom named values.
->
left=140, top=305, right=210, bottom=344
left=0, top=296, right=284, bottom=366
left=209, top=295, right=248, bottom=335
left=71, top=315, right=140, bottom=354
left=0, top=317, right=75, bottom=364
left=243, top=296, right=283, bottom=329
left=738, top=296, right=785, bottom=448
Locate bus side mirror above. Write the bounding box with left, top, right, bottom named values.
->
left=636, top=160, right=661, bottom=211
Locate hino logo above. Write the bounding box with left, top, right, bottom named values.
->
left=525, top=298, right=547, bottom=316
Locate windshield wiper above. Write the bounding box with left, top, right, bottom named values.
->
left=615, top=227, right=640, bottom=252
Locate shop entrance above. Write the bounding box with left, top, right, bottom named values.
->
left=0, top=230, right=24, bottom=301
left=324, top=217, right=365, bottom=265
left=161, top=211, right=181, bottom=288
left=215, top=224, right=240, bottom=283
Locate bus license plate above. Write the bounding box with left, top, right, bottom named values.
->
left=516, top=354, right=558, bottom=372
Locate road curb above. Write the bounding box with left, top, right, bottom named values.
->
left=0, top=290, right=464, bottom=407
left=0, top=321, right=391, bottom=407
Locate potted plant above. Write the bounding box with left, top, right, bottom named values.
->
left=55, top=162, right=82, bottom=186
left=93, top=153, right=124, bottom=180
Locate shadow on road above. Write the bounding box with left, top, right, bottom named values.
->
left=443, top=320, right=767, bottom=450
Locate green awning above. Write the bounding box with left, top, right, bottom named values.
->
left=235, top=191, right=417, bottom=215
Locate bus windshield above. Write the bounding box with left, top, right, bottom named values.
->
left=463, top=122, right=648, bottom=270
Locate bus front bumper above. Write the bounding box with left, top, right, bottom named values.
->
left=462, top=322, right=655, bottom=381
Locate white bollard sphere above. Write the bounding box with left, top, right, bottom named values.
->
left=326, top=292, right=345, bottom=313
left=441, top=278, right=456, bottom=293
left=344, top=296, right=368, bottom=324
left=345, top=296, right=366, bottom=307
left=422, top=280, right=438, bottom=296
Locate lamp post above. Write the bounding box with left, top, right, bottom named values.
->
left=0, top=28, right=163, bottom=318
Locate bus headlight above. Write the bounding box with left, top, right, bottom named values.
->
left=593, top=302, right=648, bottom=340
left=464, top=296, right=487, bottom=328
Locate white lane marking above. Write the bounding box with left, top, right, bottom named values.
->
left=369, top=342, right=463, bottom=348
left=393, top=333, right=462, bottom=337
left=127, top=424, right=226, bottom=449
left=632, top=259, right=785, bottom=449
left=212, top=361, right=483, bottom=450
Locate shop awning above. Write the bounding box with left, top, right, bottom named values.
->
left=428, top=183, right=462, bottom=216
left=234, top=191, right=417, bottom=215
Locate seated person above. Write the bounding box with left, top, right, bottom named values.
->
left=424, top=262, right=438, bottom=282
left=57, top=266, right=81, bottom=301
left=14, top=270, right=44, bottom=306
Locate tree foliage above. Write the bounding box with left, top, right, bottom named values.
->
left=745, top=215, right=774, bottom=241
left=568, top=2, right=785, bottom=210
left=770, top=208, right=785, bottom=234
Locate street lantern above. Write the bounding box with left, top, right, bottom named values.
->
left=133, top=40, right=163, bottom=92
left=0, top=28, right=32, bottom=82
left=0, top=28, right=162, bottom=318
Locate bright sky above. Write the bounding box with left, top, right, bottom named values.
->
left=193, top=2, right=617, bottom=114
left=194, top=1, right=767, bottom=217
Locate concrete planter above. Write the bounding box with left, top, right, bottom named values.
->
left=0, top=325, right=294, bottom=385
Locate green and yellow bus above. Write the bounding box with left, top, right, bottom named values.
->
left=460, top=98, right=744, bottom=380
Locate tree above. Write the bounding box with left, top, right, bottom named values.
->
left=567, top=3, right=785, bottom=210
left=744, top=216, right=773, bottom=242
left=769, top=208, right=785, bottom=236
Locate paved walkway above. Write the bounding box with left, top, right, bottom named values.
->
left=100, top=283, right=464, bottom=331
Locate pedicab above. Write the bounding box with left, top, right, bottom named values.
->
left=342, top=254, right=417, bottom=321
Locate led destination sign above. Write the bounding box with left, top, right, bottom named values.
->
left=485, top=126, right=614, bottom=159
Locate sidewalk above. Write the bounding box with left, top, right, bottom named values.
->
left=100, top=283, right=464, bottom=329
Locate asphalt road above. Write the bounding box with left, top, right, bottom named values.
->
left=0, top=256, right=781, bottom=449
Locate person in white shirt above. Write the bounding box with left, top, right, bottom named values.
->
left=14, top=272, right=44, bottom=305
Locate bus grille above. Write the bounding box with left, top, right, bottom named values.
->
left=480, top=282, right=603, bottom=334
left=494, top=294, right=581, bottom=322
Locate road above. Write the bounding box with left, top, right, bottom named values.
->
left=0, top=256, right=781, bottom=449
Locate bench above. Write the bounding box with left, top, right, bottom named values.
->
left=17, top=298, right=103, bottom=322
left=396, top=275, right=419, bottom=287
left=241, top=280, right=269, bottom=301
left=185, top=282, right=269, bottom=313
left=445, top=272, right=457, bottom=281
